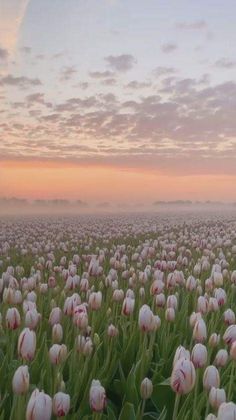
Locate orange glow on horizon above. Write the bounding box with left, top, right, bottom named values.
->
left=1, top=160, right=236, bottom=203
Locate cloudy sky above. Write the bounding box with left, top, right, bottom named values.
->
left=0, top=0, right=236, bottom=204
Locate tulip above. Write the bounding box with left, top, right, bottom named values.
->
left=113, top=289, right=124, bottom=302
left=25, top=309, right=40, bottom=329
left=171, top=357, right=196, bottom=394
left=138, top=305, right=155, bottom=332
left=189, top=312, right=202, bottom=328
left=89, top=379, right=107, bottom=412
left=191, top=343, right=207, bottom=368
left=165, top=307, right=175, bottom=322
left=218, top=402, right=236, bottom=420
left=53, top=392, right=70, bottom=417
left=214, top=349, right=228, bottom=367
left=122, top=297, right=135, bottom=316
left=155, top=293, right=166, bottom=308
left=26, top=389, right=52, bottom=420
left=173, top=346, right=190, bottom=367
left=52, top=324, right=63, bottom=343
left=203, top=366, right=220, bottom=391
left=167, top=295, right=178, bottom=310
left=208, top=298, right=219, bottom=313
left=193, top=319, right=207, bottom=343
left=224, top=325, right=236, bottom=346
left=49, top=344, right=67, bottom=365
left=49, top=307, right=62, bottom=326
left=214, top=288, right=227, bottom=306
left=6, top=307, right=21, bottom=330
left=205, top=414, right=217, bottom=420
left=209, top=387, right=226, bottom=409
left=186, top=275, right=197, bottom=291
left=12, top=365, right=29, bottom=395
left=89, top=291, right=102, bottom=310
left=76, top=335, right=93, bottom=356
left=209, top=333, right=220, bottom=348
left=197, top=296, right=208, bottom=314
left=107, top=324, right=119, bottom=337
left=140, top=378, right=153, bottom=399
left=18, top=328, right=36, bottom=361
left=223, top=309, right=235, bottom=325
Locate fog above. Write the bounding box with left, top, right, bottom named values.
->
left=1, top=197, right=236, bottom=216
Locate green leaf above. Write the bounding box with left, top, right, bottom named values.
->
left=118, top=402, right=136, bottom=420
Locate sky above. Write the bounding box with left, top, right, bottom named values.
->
left=0, top=0, right=236, bottom=205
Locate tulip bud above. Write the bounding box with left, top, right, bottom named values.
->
left=191, top=343, right=207, bottom=368
left=88, top=291, right=102, bottom=310
left=140, top=378, right=153, bottom=399
left=208, top=298, right=219, bottom=313
left=173, top=346, right=190, bottom=366
left=138, top=305, right=155, bottom=332
left=52, top=324, right=63, bottom=343
left=209, top=387, right=226, bottom=409
left=165, top=307, right=175, bottom=322
left=26, top=389, right=52, bottom=420
left=223, top=325, right=236, bottom=346
left=53, top=392, right=70, bottom=417
left=223, top=309, right=235, bottom=325
left=18, top=328, right=36, bottom=361
left=89, top=379, right=107, bottom=412
left=205, top=414, right=217, bottom=420
left=6, top=307, right=21, bottom=330
left=189, top=312, right=202, bottom=328
left=171, top=357, right=196, bottom=394
left=49, top=307, right=62, bottom=326
left=76, top=335, right=93, bottom=356
left=214, top=349, right=228, bottom=367
left=218, top=402, right=236, bottom=420
left=167, top=295, right=178, bottom=310
left=209, top=333, right=220, bottom=348
left=25, top=309, right=40, bottom=329
left=193, top=319, right=207, bottom=343
left=12, top=365, right=29, bottom=395
left=155, top=293, right=165, bottom=308
left=214, top=288, right=227, bottom=306
left=203, top=366, right=220, bottom=391
left=122, top=297, right=135, bottom=316
left=197, top=296, right=208, bottom=314
left=49, top=344, right=67, bottom=365
left=107, top=324, right=119, bottom=337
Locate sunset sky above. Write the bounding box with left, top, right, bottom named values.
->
left=0, top=0, right=236, bottom=205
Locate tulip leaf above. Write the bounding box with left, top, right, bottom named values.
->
left=118, top=402, right=136, bottom=420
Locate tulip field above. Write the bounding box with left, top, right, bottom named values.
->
left=2, top=212, right=236, bottom=419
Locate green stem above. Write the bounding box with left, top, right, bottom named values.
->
left=172, top=394, right=181, bottom=420
left=193, top=369, right=199, bottom=414
left=228, top=360, right=235, bottom=400
left=140, top=399, right=146, bottom=419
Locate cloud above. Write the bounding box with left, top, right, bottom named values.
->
left=0, top=0, right=30, bottom=54
left=26, top=92, right=52, bottom=108
left=161, top=43, right=178, bottom=53
left=153, top=67, right=177, bottom=77
left=215, top=58, right=236, bottom=69
left=60, top=66, right=77, bottom=81
left=89, top=70, right=114, bottom=78
left=105, top=54, right=136, bottom=72
left=125, top=80, right=151, bottom=89
left=176, top=20, right=207, bottom=30
left=0, top=74, right=42, bottom=87
left=2, top=75, right=236, bottom=177
left=20, top=46, right=31, bottom=54
left=0, top=47, right=8, bottom=60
